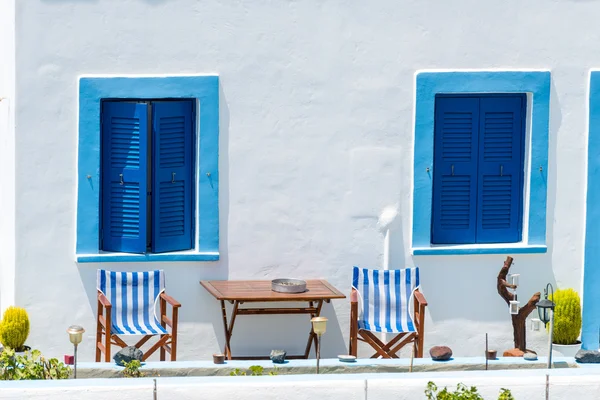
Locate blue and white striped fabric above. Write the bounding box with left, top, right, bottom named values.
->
left=352, top=266, right=419, bottom=333
left=97, top=270, right=168, bottom=335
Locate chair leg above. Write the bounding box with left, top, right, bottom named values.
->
left=96, top=299, right=102, bottom=362
left=104, top=308, right=112, bottom=362
left=170, top=306, right=179, bottom=361
left=349, top=289, right=358, bottom=357
left=160, top=296, right=166, bottom=361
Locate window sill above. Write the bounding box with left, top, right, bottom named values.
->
left=411, top=244, right=547, bottom=256
left=76, top=251, right=219, bottom=263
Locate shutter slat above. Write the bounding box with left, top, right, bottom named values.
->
left=151, top=101, right=194, bottom=253
left=101, top=102, right=148, bottom=253
left=431, top=97, right=479, bottom=244
left=476, top=96, right=525, bottom=243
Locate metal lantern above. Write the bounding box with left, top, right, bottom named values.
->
left=536, top=283, right=555, bottom=369
left=311, top=317, right=328, bottom=374
left=537, top=284, right=555, bottom=325
left=67, top=325, right=85, bottom=378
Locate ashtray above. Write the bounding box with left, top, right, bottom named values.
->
left=271, top=279, right=307, bottom=293
left=338, top=354, right=357, bottom=363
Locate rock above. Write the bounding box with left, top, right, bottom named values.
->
left=524, top=352, right=538, bottom=361
left=429, top=345, right=452, bottom=361
left=575, top=349, right=600, bottom=363
left=113, top=346, right=143, bottom=366
left=503, top=348, right=525, bottom=357
left=270, top=350, right=287, bottom=364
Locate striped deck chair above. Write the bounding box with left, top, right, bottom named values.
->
left=96, top=270, right=181, bottom=362
left=349, top=266, right=427, bottom=358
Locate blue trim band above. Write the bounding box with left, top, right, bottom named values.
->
left=77, top=252, right=219, bottom=263
left=76, top=75, right=219, bottom=260
left=412, top=245, right=547, bottom=256
left=582, top=71, right=600, bottom=350
left=412, top=71, right=550, bottom=253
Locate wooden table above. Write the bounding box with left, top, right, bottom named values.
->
left=200, top=279, right=346, bottom=360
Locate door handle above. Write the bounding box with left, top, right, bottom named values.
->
left=500, top=165, right=503, bottom=177
left=451, top=165, right=454, bottom=176
left=172, top=172, right=176, bottom=183
left=119, top=174, right=124, bottom=185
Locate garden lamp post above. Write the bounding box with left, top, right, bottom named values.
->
left=536, top=283, right=555, bottom=369
left=311, top=317, right=328, bottom=374
left=67, top=325, right=85, bottom=378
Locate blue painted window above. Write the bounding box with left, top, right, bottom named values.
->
left=431, top=94, right=526, bottom=245
left=101, top=100, right=194, bottom=254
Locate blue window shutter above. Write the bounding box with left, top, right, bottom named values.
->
left=151, top=101, right=194, bottom=253
left=431, top=97, right=480, bottom=244
left=101, top=102, right=149, bottom=253
left=476, top=96, right=525, bottom=243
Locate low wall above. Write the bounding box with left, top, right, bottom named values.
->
left=74, top=356, right=577, bottom=378
left=3, top=363, right=600, bottom=399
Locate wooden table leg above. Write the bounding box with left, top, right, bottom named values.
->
left=303, top=300, right=323, bottom=358
left=220, top=300, right=235, bottom=360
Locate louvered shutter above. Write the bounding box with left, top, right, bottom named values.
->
left=151, top=101, right=194, bottom=253
left=431, top=97, right=479, bottom=244
left=476, top=96, right=525, bottom=243
left=101, top=102, right=149, bottom=253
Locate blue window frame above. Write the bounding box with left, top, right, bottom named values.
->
left=101, top=100, right=195, bottom=254
left=76, top=75, right=219, bottom=262
left=432, top=94, right=526, bottom=245
left=412, top=71, right=550, bottom=255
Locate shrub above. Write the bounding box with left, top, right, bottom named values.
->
left=229, top=365, right=278, bottom=376
left=549, top=288, right=582, bottom=345
left=425, top=382, right=514, bottom=400
left=0, top=348, right=71, bottom=380
left=122, top=360, right=145, bottom=378
left=0, top=307, right=30, bottom=351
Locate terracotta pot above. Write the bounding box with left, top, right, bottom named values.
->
left=213, top=353, right=225, bottom=364
left=485, top=350, right=497, bottom=360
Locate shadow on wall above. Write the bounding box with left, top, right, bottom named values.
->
left=416, top=254, right=556, bottom=324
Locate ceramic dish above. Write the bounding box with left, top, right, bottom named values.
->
left=338, top=354, right=357, bottom=362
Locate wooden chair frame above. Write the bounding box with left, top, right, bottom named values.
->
left=95, top=290, right=181, bottom=362
left=349, top=287, right=427, bottom=358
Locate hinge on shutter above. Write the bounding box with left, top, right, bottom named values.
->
left=100, top=229, right=104, bottom=249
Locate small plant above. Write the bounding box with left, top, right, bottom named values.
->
left=549, top=288, right=582, bottom=345
left=498, top=389, right=515, bottom=400
left=425, top=382, right=514, bottom=400
left=0, top=348, right=71, bottom=380
left=122, top=360, right=145, bottom=378
left=229, top=365, right=278, bottom=376
left=0, top=307, right=30, bottom=352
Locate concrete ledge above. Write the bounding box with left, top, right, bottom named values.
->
left=75, top=356, right=579, bottom=379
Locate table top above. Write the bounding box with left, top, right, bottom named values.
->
left=200, top=279, right=346, bottom=302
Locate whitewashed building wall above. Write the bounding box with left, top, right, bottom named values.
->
left=1, top=0, right=598, bottom=361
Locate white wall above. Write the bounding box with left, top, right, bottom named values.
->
left=0, top=0, right=16, bottom=315
left=3, top=370, right=600, bottom=400
left=12, top=0, right=594, bottom=361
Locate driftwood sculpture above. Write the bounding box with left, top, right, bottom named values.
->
left=496, top=256, right=541, bottom=355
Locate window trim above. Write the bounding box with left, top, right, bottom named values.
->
left=412, top=70, right=550, bottom=255
left=76, top=75, right=219, bottom=262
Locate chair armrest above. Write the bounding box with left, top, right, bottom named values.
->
left=414, top=290, right=428, bottom=307
left=161, top=292, right=181, bottom=308
left=98, top=291, right=112, bottom=308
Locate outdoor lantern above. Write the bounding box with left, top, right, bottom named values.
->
left=510, top=274, right=520, bottom=287
left=537, top=285, right=555, bottom=325
left=67, top=325, right=85, bottom=378
left=311, top=317, right=328, bottom=336
left=536, top=283, right=555, bottom=369
left=509, top=299, right=519, bottom=315
left=311, top=317, right=328, bottom=374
